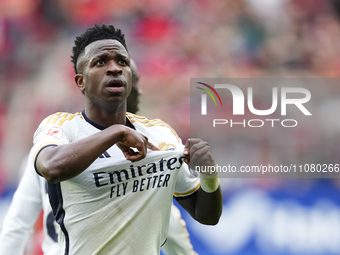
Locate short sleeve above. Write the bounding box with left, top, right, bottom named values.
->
left=173, top=163, right=200, bottom=198
left=32, top=113, right=74, bottom=165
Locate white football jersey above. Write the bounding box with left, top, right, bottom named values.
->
left=32, top=111, right=200, bottom=255
left=0, top=149, right=60, bottom=255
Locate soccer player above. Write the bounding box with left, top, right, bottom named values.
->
left=0, top=60, right=197, bottom=255
left=28, top=24, right=222, bottom=254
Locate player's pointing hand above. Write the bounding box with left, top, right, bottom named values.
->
left=116, top=126, right=159, bottom=162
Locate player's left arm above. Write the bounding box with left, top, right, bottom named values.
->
left=175, top=138, right=222, bottom=225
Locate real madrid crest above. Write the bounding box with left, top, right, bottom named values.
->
left=158, top=142, right=176, bottom=151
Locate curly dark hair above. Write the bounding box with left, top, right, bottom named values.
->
left=71, top=23, right=128, bottom=74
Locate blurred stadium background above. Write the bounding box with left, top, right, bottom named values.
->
left=1, top=0, right=340, bottom=254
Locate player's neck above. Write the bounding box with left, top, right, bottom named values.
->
left=84, top=104, right=127, bottom=128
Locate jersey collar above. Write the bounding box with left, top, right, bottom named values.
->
left=81, top=110, right=136, bottom=130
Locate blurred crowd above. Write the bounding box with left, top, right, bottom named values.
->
left=1, top=0, right=340, bottom=202
left=1, top=0, right=340, bottom=254
left=1, top=0, right=340, bottom=186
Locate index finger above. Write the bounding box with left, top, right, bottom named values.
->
left=147, top=142, right=160, bottom=151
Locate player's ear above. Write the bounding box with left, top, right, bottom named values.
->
left=75, top=74, right=85, bottom=93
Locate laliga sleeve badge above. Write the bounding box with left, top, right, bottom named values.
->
left=46, top=127, right=63, bottom=141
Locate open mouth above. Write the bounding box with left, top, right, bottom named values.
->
left=106, top=80, right=125, bottom=93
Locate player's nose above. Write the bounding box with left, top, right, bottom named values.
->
left=106, top=60, right=122, bottom=75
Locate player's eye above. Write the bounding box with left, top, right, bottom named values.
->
left=96, top=60, right=105, bottom=66
left=119, top=59, right=127, bottom=66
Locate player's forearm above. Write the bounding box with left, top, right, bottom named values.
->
left=176, top=176, right=222, bottom=225
left=36, top=124, right=127, bottom=183
left=194, top=186, right=223, bottom=225
left=192, top=171, right=223, bottom=225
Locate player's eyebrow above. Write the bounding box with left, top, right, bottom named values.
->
left=116, top=52, right=130, bottom=64
left=118, top=53, right=130, bottom=65
left=90, top=52, right=130, bottom=65
left=90, top=53, right=110, bottom=63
